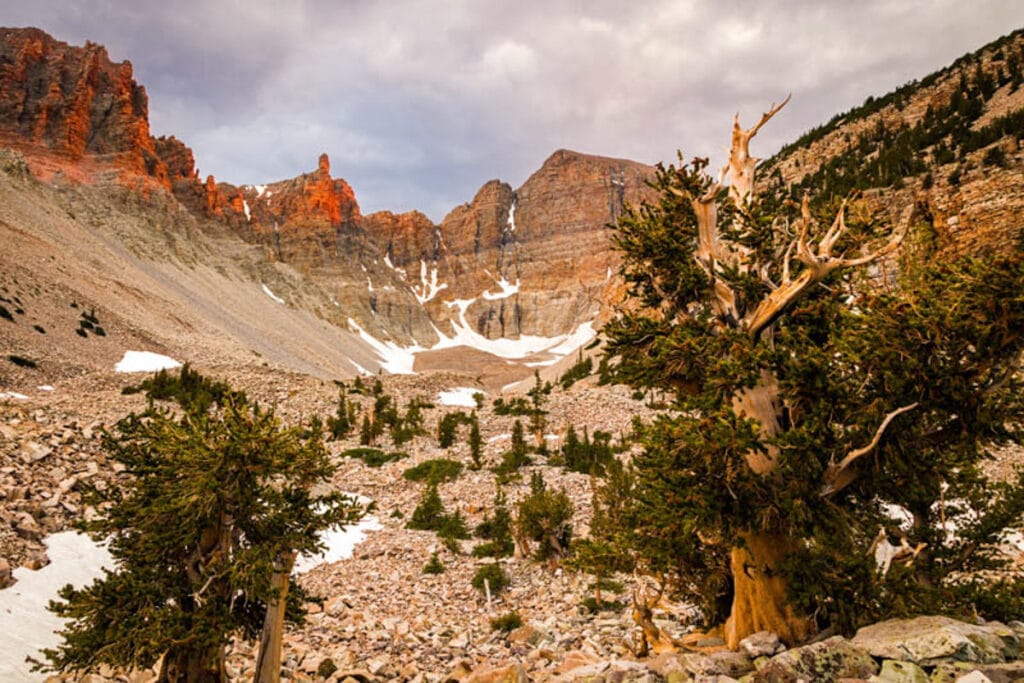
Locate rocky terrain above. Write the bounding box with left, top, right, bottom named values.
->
left=4, top=22, right=1024, bottom=683
left=4, top=366, right=1024, bottom=682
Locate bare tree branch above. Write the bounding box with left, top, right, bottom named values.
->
left=743, top=199, right=911, bottom=338
left=820, top=403, right=919, bottom=497
left=728, top=94, right=792, bottom=206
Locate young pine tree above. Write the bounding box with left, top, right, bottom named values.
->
left=570, top=459, right=636, bottom=607
left=604, top=99, right=1024, bottom=647
left=515, top=471, right=573, bottom=562
left=468, top=412, right=483, bottom=470
left=42, top=385, right=362, bottom=682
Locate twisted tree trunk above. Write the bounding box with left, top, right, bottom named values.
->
left=158, top=646, right=226, bottom=683
left=724, top=532, right=812, bottom=649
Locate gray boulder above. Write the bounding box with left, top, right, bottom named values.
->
left=853, top=616, right=1018, bottom=667
left=750, top=635, right=878, bottom=682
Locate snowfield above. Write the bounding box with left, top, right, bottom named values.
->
left=114, top=351, right=182, bottom=373
left=261, top=283, right=286, bottom=305
left=0, top=532, right=113, bottom=681
left=437, top=387, right=483, bottom=408
left=293, top=515, right=383, bottom=574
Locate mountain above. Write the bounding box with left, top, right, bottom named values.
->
left=0, top=27, right=656, bottom=386
left=762, top=28, right=1024, bottom=257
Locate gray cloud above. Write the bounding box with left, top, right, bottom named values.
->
left=3, top=0, right=1023, bottom=220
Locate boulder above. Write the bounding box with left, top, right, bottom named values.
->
left=852, top=616, right=1016, bottom=666
left=929, top=660, right=1024, bottom=683
left=741, top=631, right=785, bottom=658
left=464, top=662, right=529, bottom=683
left=877, top=658, right=928, bottom=682
left=750, top=636, right=878, bottom=682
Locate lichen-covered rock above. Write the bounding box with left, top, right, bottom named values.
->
left=878, top=658, right=929, bottom=682
left=750, top=635, right=878, bottom=682
left=852, top=616, right=1016, bottom=666
left=929, top=660, right=1024, bottom=683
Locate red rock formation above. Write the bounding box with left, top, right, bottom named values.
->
left=154, top=135, right=196, bottom=181
left=362, top=210, right=438, bottom=267
left=381, top=151, right=657, bottom=339
left=0, top=27, right=169, bottom=188
left=238, top=154, right=362, bottom=267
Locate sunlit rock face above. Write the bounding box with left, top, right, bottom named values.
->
left=0, top=27, right=169, bottom=189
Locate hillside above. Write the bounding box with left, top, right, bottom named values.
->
left=762, top=28, right=1024, bottom=257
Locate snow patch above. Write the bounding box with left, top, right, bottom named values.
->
left=115, top=351, right=182, bottom=373
left=261, top=283, right=285, bottom=305
left=350, top=360, right=372, bottom=376
left=294, top=515, right=382, bottom=574
left=507, top=200, right=517, bottom=232
left=348, top=319, right=422, bottom=374
left=545, top=321, right=597, bottom=356
left=37, top=385, right=55, bottom=392
left=412, top=260, right=448, bottom=304
left=482, top=275, right=520, bottom=301
left=0, top=391, right=28, bottom=400
left=0, top=532, right=113, bottom=681
left=488, top=433, right=511, bottom=443
left=242, top=199, right=251, bottom=221
left=438, top=387, right=483, bottom=408
left=880, top=502, right=914, bottom=530
left=434, top=301, right=594, bottom=361
left=253, top=184, right=268, bottom=198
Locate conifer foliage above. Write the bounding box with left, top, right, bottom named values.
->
left=604, top=100, right=1024, bottom=647
left=42, top=369, right=363, bottom=682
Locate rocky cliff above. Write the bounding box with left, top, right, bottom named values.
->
left=0, top=27, right=169, bottom=189
left=762, top=28, right=1024, bottom=258
left=0, top=26, right=661, bottom=354
left=360, top=151, right=656, bottom=341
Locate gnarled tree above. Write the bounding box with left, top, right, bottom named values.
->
left=604, top=99, right=1024, bottom=648
left=41, top=370, right=363, bottom=682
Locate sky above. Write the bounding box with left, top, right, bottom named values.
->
left=3, top=1, right=1023, bottom=221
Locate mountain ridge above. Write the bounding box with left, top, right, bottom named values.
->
left=0, top=26, right=655, bottom=384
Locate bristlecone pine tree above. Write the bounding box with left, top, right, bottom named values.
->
left=41, top=378, right=363, bottom=682
left=603, top=98, right=1024, bottom=649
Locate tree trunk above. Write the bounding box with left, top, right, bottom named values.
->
left=253, top=551, right=296, bottom=683
left=158, top=647, right=226, bottom=683
left=724, top=532, right=811, bottom=649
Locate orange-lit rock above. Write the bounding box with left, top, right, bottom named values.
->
left=0, top=27, right=169, bottom=189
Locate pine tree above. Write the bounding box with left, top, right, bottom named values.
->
left=423, top=552, right=445, bottom=575
left=359, top=413, right=373, bottom=446
left=327, top=392, right=353, bottom=439
left=515, top=471, right=573, bottom=562
left=603, top=100, right=1024, bottom=647
left=468, top=412, right=483, bottom=469
left=41, top=378, right=362, bottom=681
left=527, top=370, right=549, bottom=445
left=474, top=486, right=514, bottom=558
left=406, top=481, right=446, bottom=531
left=570, top=459, right=635, bottom=606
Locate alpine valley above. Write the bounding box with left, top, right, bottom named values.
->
left=2, top=24, right=1024, bottom=683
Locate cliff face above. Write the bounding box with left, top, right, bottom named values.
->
left=0, top=27, right=168, bottom=188
left=762, top=29, right=1024, bottom=259
left=365, top=152, right=657, bottom=340
left=0, top=27, right=657, bottom=351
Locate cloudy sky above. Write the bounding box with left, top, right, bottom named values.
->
left=4, top=1, right=1023, bottom=220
